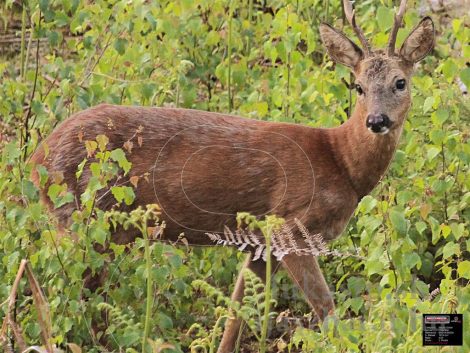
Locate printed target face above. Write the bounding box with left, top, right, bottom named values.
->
left=150, top=122, right=316, bottom=241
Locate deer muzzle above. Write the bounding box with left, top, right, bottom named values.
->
left=366, top=113, right=392, bottom=134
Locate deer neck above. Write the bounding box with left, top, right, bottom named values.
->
left=331, top=105, right=404, bottom=199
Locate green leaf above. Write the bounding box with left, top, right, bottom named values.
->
left=152, top=267, right=170, bottom=286
left=4, top=141, right=21, bottom=161
left=389, top=209, right=407, bottom=236
left=47, top=184, right=62, bottom=201
left=347, top=276, right=365, bottom=297
left=403, top=252, right=421, bottom=270
left=90, top=162, right=101, bottom=177
left=441, top=224, right=451, bottom=239
left=156, top=312, right=173, bottom=330
left=426, top=146, right=440, bottom=161
left=111, top=186, right=135, bottom=205
left=21, top=180, right=38, bottom=201
left=460, top=67, right=470, bottom=89
left=111, top=186, right=125, bottom=204
left=376, top=6, right=394, bottom=31
left=110, top=148, right=132, bottom=174
left=429, top=130, right=445, bottom=145
left=396, top=191, right=413, bottom=206
left=431, top=108, right=449, bottom=125
left=48, top=30, right=61, bottom=46
left=75, top=158, right=87, bottom=180
left=365, top=258, right=384, bottom=276
left=457, top=261, right=470, bottom=280
left=96, top=134, right=109, bottom=152
left=118, top=331, right=140, bottom=346
left=429, top=217, right=441, bottom=244
left=423, top=97, right=434, bottom=113
left=359, top=195, right=377, bottom=213
left=36, top=165, right=49, bottom=187
left=401, top=292, right=418, bottom=308
left=254, top=102, right=268, bottom=118
left=415, top=221, right=427, bottom=234
left=39, top=0, right=50, bottom=12
left=380, top=271, right=394, bottom=288
left=114, top=38, right=128, bottom=55
left=349, top=297, right=364, bottom=314
left=441, top=59, right=458, bottom=81
left=91, top=226, right=108, bottom=245
left=442, top=242, right=460, bottom=259
left=450, top=223, right=465, bottom=240
left=122, top=186, right=135, bottom=205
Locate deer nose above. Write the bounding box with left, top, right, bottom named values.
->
left=366, top=114, right=391, bottom=133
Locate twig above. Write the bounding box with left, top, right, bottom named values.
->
left=25, top=263, right=53, bottom=353
left=441, top=142, right=448, bottom=221
left=20, top=2, right=27, bottom=78
left=0, top=260, right=28, bottom=352
left=1, top=260, right=55, bottom=353
left=22, top=10, right=41, bottom=161
left=79, top=33, right=113, bottom=87
left=227, top=1, right=234, bottom=112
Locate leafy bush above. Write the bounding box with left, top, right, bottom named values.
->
left=0, top=0, right=468, bottom=352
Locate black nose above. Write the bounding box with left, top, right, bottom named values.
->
left=366, top=114, right=391, bottom=133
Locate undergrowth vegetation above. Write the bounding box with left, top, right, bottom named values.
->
left=0, top=0, right=469, bottom=352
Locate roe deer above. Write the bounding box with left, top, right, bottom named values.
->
left=30, top=0, right=435, bottom=351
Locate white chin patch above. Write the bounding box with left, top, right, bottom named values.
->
left=368, top=127, right=390, bottom=135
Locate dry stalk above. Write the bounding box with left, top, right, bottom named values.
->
left=0, top=260, right=54, bottom=353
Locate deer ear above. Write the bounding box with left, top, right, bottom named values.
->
left=399, top=17, right=435, bottom=63
left=320, top=23, right=363, bottom=68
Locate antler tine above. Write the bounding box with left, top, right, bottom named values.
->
left=387, top=0, right=408, bottom=56
left=343, top=0, right=371, bottom=55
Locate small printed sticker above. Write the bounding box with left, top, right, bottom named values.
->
left=423, top=314, right=463, bottom=346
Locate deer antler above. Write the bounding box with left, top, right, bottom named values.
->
left=343, top=0, right=371, bottom=56
left=387, top=0, right=408, bottom=56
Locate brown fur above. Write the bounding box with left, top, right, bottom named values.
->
left=31, top=104, right=361, bottom=243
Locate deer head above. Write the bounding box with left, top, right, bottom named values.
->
left=320, top=0, right=435, bottom=135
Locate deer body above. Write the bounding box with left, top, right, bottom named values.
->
left=32, top=104, right=361, bottom=244
left=30, top=1, right=435, bottom=351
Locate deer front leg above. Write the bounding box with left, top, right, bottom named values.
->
left=217, top=253, right=279, bottom=353
left=281, top=253, right=334, bottom=320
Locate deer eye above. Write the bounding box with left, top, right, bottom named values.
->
left=355, top=84, right=364, bottom=95
left=395, top=79, right=406, bottom=90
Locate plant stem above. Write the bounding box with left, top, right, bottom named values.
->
left=286, top=52, right=290, bottom=120
left=246, top=0, right=253, bottom=55
left=228, top=0, right=233, bottom=112
left=248, top=0, right=253, bottom=22
left=234, top=321, right=245, bottom=353
left=24, top=27, right=33, bottom=78
left=22, top=10, right=40, bottom=160
left=441, top=142, right=448, bottom=221
left=175, top=79, right=180, bottom=108
left=142, top=217, right=153, bottom=353
left=259, top=223, right=272, bottom=353
left=326, top=0, right=329, bottom=21
left=20, top=2, right=27, bottom=79
left=209, top=315, right=225, bottom=353
left=285, top=6, right=290, bottom=120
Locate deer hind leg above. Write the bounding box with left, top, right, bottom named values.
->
left=217, top=253, right=279, bottom=353
left=281, top=253, right=334, bottom=320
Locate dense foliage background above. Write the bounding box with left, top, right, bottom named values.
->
left=0, top=0, right=469, bottom=352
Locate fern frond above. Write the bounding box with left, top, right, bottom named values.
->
left=294, top=218, right=328, bottom=256
left=205, top=219, right=364, bottom=262
left=97, top=302, right=140, bottom=330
